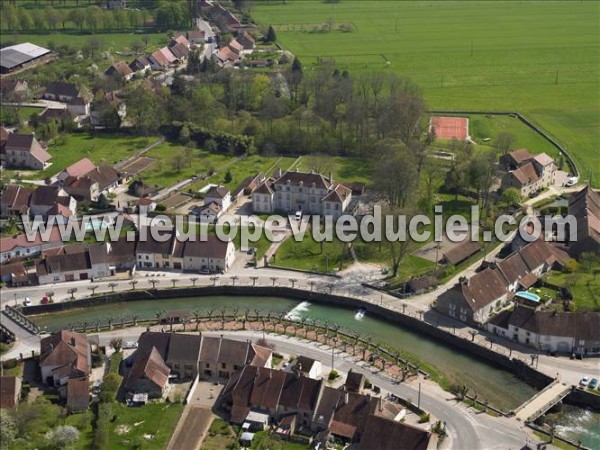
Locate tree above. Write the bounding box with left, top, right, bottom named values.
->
left=68, top=9, right=86, bottom=31
left=264, top=25, right=277, bottom=43
left=32, top=9, right=47, bottom=31
left=373, top=140, right=418, bottom=207
left=45, top=7, right=61, bottom=30
left=83, top=38, right=102, bottom=58
left=494, top=132, right=515, bottom=154
left=170, top=150, right=187, bottom=173
left=500, top=187, right=521, bottom=212
left=2, top=5, right=18, bottom=31
left=224, top=169, right=233, bottom=183
left=18, top=9, right=34, bottom=31
left=45, top=425, right=80, bottom=449
left=84, top=5, right=103, bottom=31
left=131, top=40, right=144, bottom=54
left=109, top=338, right=123, bottom=352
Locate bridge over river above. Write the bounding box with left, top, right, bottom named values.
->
left=514, top=379, right=572, bottom=422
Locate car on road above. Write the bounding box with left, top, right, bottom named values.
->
left=23, top=298, right=31, bottom=306
left=579, top=376, right=590, bottom=387
left=294, top=210, right=302, bottom=220
left=529, top=191, right=539, bottom=198
left=589, top=378, right=598, bottom=389
left=123, top=341, right=138, bottom=349
left=198, top=268, right=210, bottom=274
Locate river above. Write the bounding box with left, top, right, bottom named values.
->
left=30, top=295, right=535, bottom=410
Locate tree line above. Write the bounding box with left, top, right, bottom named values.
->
left=0, top=1, right=193, bottom=34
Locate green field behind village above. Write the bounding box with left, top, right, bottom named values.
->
left=252, top=0, right=600, bottom=185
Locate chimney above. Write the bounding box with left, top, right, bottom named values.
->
left=70, top=337, right=76, bottom=346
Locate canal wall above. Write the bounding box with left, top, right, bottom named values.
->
left=23, top=285, right=600, bottom=411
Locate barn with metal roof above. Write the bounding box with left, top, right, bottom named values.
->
left=1, top=43, right=51, bottom=74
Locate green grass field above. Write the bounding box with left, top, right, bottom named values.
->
left=30, top=133, right=160, bottom=180
left=252, top=1, right=600, bottom=185
left=105, top=402, right=184, bottom=450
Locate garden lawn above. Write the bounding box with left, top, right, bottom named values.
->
left=545, top=266, right=600, bottom=312
left=296, top=156, right=373, bottom=184
left=105, top=402, right=184, bottom=450
left=201, top=418, right=237, bottom=450
left=252, top=0, right=599, bottom=185
left=26, top=133, right=161, bottom=180
left=273, top=232, right=353, bottom=273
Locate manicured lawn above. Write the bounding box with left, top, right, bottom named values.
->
left=545, top=266, right=600, bottom=312
left=296, top=156, right=373, bottom=184
left=23, top=132, right=160, bottom=180
left=252, top=1, right=599, bottom=185
left=105, top=402, right=184, bottom=450
left=273, top=232, right=353, bottom=273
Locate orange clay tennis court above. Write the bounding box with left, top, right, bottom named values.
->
left=429, top=116, right=469, bottom=141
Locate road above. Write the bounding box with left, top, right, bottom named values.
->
left=90, top=327, right=535, bottom=450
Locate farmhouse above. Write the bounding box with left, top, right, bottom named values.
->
left=105, top=61, right=133, bottom=81
left=0, top=78, right=28, bottom=100
left=42, top=81, right=83, bottom=103
left=500, top=150, right=556, bottom=197
left=36, top=242, right=114, bottom=284
left=436, top=268, right=509, bottom=324
left=40, top=330, right=91, bottom=386
left=29, top=185, right=77, bottom=218
left=198, top=336, right=272, bottom=379
left=125, top=346, right=171, bottom=399
left=0, top=184, right=31, bottom=217
left=1, top=132, right=52, bottom=170
left=204, top=185, right=231, bottom=211
left=129, top=56, right=151, bottom=74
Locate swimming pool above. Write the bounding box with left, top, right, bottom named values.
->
left=516, top=291, right=541, bottom=302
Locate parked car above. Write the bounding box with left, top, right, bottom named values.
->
left=246, top=247, right=256, bottom=255
left=579, top=376, right=590, bottom=387
left=198, top=268, right=210, bottom=275
left=23, top=298, right=31, bottom=307
left=294, top=210, right=302, bottom=220
left=589, top=378, right=598, bottom=389
left=123, top=341, right=138, bottom=349
left=565, top=176, right=579, bottom=187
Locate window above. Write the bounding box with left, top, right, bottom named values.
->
left=221, top=363, right=226, bottom=369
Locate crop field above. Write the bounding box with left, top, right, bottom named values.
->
left=252, top=0, right=600, bottom=185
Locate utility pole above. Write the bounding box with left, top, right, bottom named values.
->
left=555, top=69, right=559, bottom=85
left=325, top=253, right=329, bottom=273
left=418, top=382, right=421, bottom=409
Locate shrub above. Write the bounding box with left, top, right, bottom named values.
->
left=364, top=378, right=372, bottom=389
left=418, top=413, right=430, bottom=423
left=328, top=369, right=339, bottom=381
left=155, top=204, right=167, bottom=212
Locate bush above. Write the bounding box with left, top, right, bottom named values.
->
left=418, top=413, right=430, bottom=423
left=328, top=370, right=339, bottom=381
left=155, top=204, right=167, bottom=212
left=364, top=378, right=372, bottom=389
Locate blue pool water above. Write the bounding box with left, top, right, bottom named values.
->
left=516, top=291, right=540, bottom=302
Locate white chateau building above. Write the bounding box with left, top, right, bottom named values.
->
left=252, top=170, right=352, bottom=218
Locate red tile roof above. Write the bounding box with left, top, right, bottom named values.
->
left=40, top=330, right=90, bottom=377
